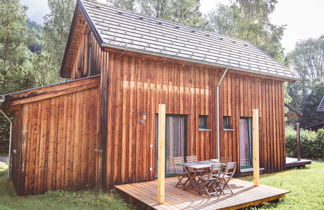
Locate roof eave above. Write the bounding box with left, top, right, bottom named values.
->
left=102, top=43, right=300, bottom=81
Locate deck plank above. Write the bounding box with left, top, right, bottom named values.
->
left=115, top=177, right=289, bottom=210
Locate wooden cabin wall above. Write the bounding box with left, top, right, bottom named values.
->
left=103, top=52, right=286, bottom=188
left=70, top=29, right=101, bottom=79
left=220, top=74, right=286, bottom=173
left=9, top=86, right=100, bottom=195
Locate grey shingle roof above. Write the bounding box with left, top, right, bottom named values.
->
left=81, top=0, right=299, bottom=80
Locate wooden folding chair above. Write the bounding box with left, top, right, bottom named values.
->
left=172, top=157, right=188, bottom=188
left=186, top=155, right=197, bottom=163
left=220, top=162, right=237, bottom=194
left=198, top=163, right=223, bottom=198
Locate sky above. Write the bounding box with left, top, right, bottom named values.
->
left=20, top=0, right=324, bottom=53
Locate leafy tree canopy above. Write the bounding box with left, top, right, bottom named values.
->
left=206, top=0, right=286, bottom=63
left=107, top=0, right=206, bottom=28
left=0, top=0, right=34, bottom=94
left=287, top=36, right=324, bottom=127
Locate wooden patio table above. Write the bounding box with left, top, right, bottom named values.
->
left=180, top=160, right=224, bottom=193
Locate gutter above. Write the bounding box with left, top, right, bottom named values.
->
left=0, top=108, right=12, bottom=179
left=216, top=68, right=229, bottom=161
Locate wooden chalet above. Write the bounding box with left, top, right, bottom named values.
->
left=1, top=0, right=299, bottom=197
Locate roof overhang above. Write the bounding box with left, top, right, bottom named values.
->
left=102, top=43, right=298, bottom=82
left=1, top=76, right=100, bottom=112
left=61, top=0, right=300, bottom=82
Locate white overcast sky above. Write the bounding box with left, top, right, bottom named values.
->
left=21, top=0, right=324, bottom=53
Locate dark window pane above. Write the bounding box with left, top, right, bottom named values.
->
left=199, top=115, right=208, bottom=129
left=223, top=116, right=232, bottom=129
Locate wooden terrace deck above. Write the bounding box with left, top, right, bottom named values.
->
left=115, top=177, right=289, bottom=210
left=286, top=157, right=312, bottom=169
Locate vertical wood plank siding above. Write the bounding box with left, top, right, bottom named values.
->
left=104, top=53, right=286, bottom=188
left=71, top=27, right=101, bottom=79
left=10, top=85, right=100, bottom=195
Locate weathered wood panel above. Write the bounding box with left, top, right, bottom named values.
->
left=70, top=26, right=101, bottom=79
left=102, top=52, right=286, bottom=189
left=9, top=78, right=100, bottom=195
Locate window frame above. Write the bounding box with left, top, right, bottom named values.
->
left=198, top=115, right=209, bottom=130
left=223, top=116, right=233, bottom=130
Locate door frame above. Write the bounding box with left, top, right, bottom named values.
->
left=155, top=114, right=188, bottom=177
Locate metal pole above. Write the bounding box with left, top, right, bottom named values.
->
left=0, top=109, right=12, bottom=179
left=296, top=120, right=301, bottom=161
left=216, top=68, right=228, bottom=161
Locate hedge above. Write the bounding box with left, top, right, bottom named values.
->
left=286, top=126, right=324, bottom=160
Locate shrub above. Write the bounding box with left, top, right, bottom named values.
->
left=286, top=127, right=324, bottom=160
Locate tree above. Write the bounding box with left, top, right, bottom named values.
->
left=26, top=19, right=43, bottom=53
left=107, top=0, right=206, bottom=28
left=287, top=36, right=324, bottom=127
left=106, top=0, right=136, bottom=10
left=206, top=0, right=286, bottom=63
left=168, top=0, right=206, bottom=27
left=42, top=0, right=76, bottom=84
left=288, top=36, right=324, bottom=98
left=0, top=0, right=34, bottom=94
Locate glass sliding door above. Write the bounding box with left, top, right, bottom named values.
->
left=155, top=115, right=186, bottom=176
left=239, top=117, right=253, bottom=169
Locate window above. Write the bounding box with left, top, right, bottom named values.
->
left=199, top=115, right=208, bottom=129
left=87, top=31, right=92, bottom=76
left=223, top=116, right=232, bottom=129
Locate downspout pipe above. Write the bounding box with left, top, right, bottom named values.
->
left=0, top=109, right=12, bottom=179
left=216, top=68, right=229, bottom=161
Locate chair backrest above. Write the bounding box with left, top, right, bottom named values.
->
left=224, top=162, right=237, bottom=178
left=220, top=157, right=231, bottom=163
left=210, top=163, right=223, bottom=179
left=186, top=155, right=197, bottom=163
left=203, top=163, right=223, bottom=182
left=172, top=157, right=185, bottom=173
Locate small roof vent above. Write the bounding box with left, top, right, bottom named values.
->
left=118, top=11, right=123, bottom=15
left=95, top=5, right=100, bottom=9
left=244, top=43, right=248, bottom=46
left=219, top=37, right=224, bottom=40
left=139, top=17, right=144, bottom=20
left=175, top=26, right=180, bottom=29
left=191, top=30, right=196, bottom=33
left=157, top=21, right=162, bottom=25
left=205, top=34, right=210, bottom=37
left=232, top=40, right=236, bottom=44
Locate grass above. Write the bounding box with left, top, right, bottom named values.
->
left=0, top=167, right=134, bottom=210
left=0, top=162, right=323, bottom=210
left=242, top=162, right=324, bottom=209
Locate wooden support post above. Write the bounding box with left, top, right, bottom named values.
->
left=253, top=109, right=260, bottom=187
left=157, top=104, right=166, bottom=204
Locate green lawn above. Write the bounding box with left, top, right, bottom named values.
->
left=0, top=162, right=323, bottom=210
left=0, top=168, right=134, bottom=210
left=242, top=161, right=324, bottom=209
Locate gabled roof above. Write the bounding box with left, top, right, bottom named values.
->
left=317, top=96, right=324, bottom=112
left=63, top=0, right=299, bottom=80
